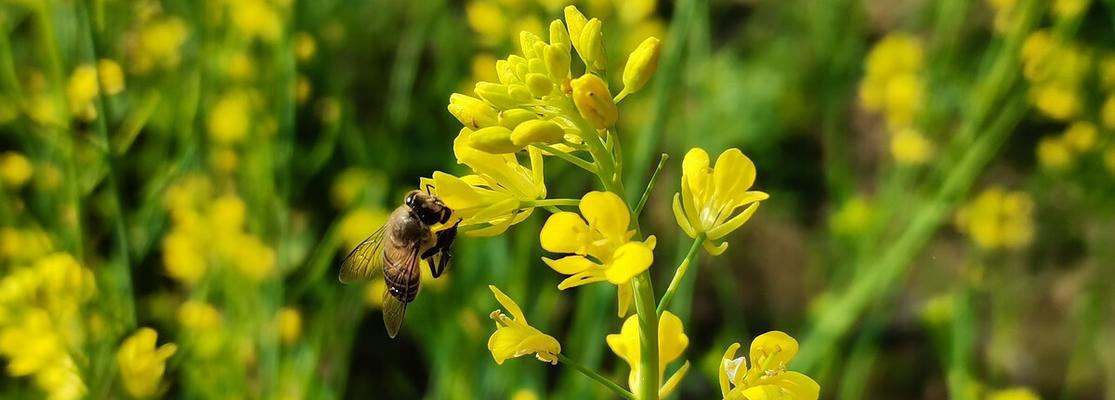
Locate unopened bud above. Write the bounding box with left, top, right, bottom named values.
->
left=468, top=126, right=522, bottom=154
left=475, top=82, right=518, bottom=109
left=620, top=37, right=661, bottom=98
left=579, top=18, right=606, bottom=71
left=571, top=74, right=617, bottom=130
left=549, top=20, right=570, bottom=53
left=520, top=31, right=544, bottom=60
left=448, top=93, right=498, bottom=129
left=498, top=109, right=539, bottom=129
left=564, top=6, right=588, bottom=58
left=545, top=45, right=571, bottom=81
left=512, top=120, right=565, bottom=146
left=526, top=73, right=554, bottom=97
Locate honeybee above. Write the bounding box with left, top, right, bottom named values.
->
left=339, top=188, right=459, bottom=338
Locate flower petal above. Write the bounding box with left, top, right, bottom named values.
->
left=672, top=193, right=697, bottom=238
left=749, top=331, right=799, bottom=371
left=603, top=242, right=653, bottom=284
left=556, top=270, right=607, bottom=290
left=539, top=212, right=588, bottom=253
left=579, top=191, right=630, bottom=242
left=659, top=361, right=690, bottom=399
left=706, top=201, right=762, bottom=241
left=488, top=285, right=525, bottom=321
left=712, top=148, right=756, bottom=198
left=617, top=282, right=632, bottom=317
left=542, top=256, right=595, bottom=275
left=658, top=311, right=689, bottom=366
left=703, top=240, right=728, bottom=256
left=719, top=342, right=742, bottom=396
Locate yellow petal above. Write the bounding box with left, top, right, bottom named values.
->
left=489, top=285, right=525, bottom=321
left=719, top=342, right=742, bottom=397
left=749, top=331, right=799, bottom=370
left=603, top=242, right=653, bottom=284
left=432, top=171, right=491, bottom=210
left=682, top=148, right=711, bottom=195
left=539, top=212, right=588, bottom=253
left=658, top=311, right=689, bottom=366
left=542, top=256, right=595, bottom=275
left=672, top=193, right=697, bottom=238
left=659, top=361, right=689, bottom=399
left=579, top=191, right=630, bottom=243
left=712, top=148, right=756, bottom=198
left=706, top=201, right=762, bottom=241
left=617, top=282, right=632, bottom=317
left=606, top=315, right=641, bottom=366
left=556, top=269, right=607, bottom=290
left=766, top=371, right=821, bottom=400
left=703, top=240, right=728, bottom=256
left=471, top=197, right=521, bottom=221
left=488, top=324, right=561, bottom=365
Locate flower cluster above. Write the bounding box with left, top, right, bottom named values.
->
left=954, top=186, right=1035, bottom=251
left=0, top=252, right=96, bottom=400
left=1021, top=30, right=1091, bottom=121
left=161, top=175, right=277, bottom=284
left=117, top=328, right=178, bottom=398
left=859, top=33, right=934, bottom=165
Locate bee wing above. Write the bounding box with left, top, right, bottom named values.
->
left=382, top=245, right=421, bottom=339
left=338, top=227, right=387, bottom=284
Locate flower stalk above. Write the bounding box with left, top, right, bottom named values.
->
left=657, top=234, right=706, bottom=315
left=558, top=354, right=637, bottom=400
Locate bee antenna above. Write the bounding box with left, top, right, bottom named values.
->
left=424, top=183, right=434, bottom=196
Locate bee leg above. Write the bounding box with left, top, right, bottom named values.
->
left=431, top=252, right=451, bottom=278
left=425, top=183, right=435, bottom=196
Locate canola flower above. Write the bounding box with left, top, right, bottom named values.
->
left=955, top=187, right=1035, bottom=251
left=859, top=33, right=939, bottom=165
left=719, top=331, right=819, bottom=400
left=117, top=328, right=177, bottom=398
left=442, top=6, right=814, bottom=399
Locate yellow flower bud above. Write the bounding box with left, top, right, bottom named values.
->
left=508, top=84, right=534, bottom=103
left=544, top=45, right=571, bottom=82
left=564, top=6, right=588, bottom=56
left=512, top=120, right=565, bottom=146
left=526, top=73, right=553, bottom=97
left=448, top=93, right=499, bottom=129
left=498, top=109, right=540, bottom=128
left=475, top=82, right=518, bottom=109
left=578, top=18, right=607, bottom=71
left=520, top=31, right=544, bottom=60
left=571, top=74, right=617, bottom=129
left=97, top=59, right=126, bottom=96
left=619, top=37, right=661, bottom=99
left=469, top=126, right=522, bottom=154
left=548, top=19, right=570, bottom=53
left=496, top=60, right=517, bottom=85
left=1063, top=121, right=1096, bottom=152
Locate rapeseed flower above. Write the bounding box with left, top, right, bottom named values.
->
left=540, top=191, right=654, bottom=316
left=719, top=331, right=819, bottom=400
left=860, top=33, right=924, bottom=130
left=672, top=148, right=768, bottom=255
left=955, top=187, right=1034, bottom=250
left=117, top=328, right=177, bottom=398
left=606, top=311, right=689, bottom=398
left=0, top=152, right=33, bottom=189
left=487, top=285, right=560, bottom=365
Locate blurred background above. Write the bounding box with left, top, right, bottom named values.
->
left=0, top=0, right=1113, bottom=398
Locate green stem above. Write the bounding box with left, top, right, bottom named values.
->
left=656, top=234, right=704, bottom=315
left=634, top=154, right=669, bottom=216
left=532, top=143, right=598, bottom=173
left=558, top=354, right=636, bottom=400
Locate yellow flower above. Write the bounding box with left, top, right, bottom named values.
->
left=276, top=307, right=302, bottom=345
left=719, top=331, right=819, bottom=400
left=177, top=301, right=221, bottom=331
left=231, top=234, right=277, bottom=282
left=860, top=33, right=924, bottom=129
left=1037, top=135, right=1073, bottom=170
left=987, top=387, right=1041, bottom=400
left=829, top=195, right=873, bottom=236
left=162, top=230, right=207, bottom=285
left=448, top=93, right=499, bottom=129
left=426, top=128, right=546, bottom=236
left=131, top=17, right=189, bottom=74
left=116, top=328, right=177, bottom=398
left=487, top=285, right=560, bottom=365
left=540, top=191, right=654, bottom=316
left=1062, top=121, right=1096, bottom=152
left=1051, top=0, right=1090, bottom=19
left=467, top=1, right=509, bottom=45
left=208, top=90, right=254, bottom=145
left=673, top=148, right=769, bottom=255
left=955, top=186, right=1034, bottom=250
left=0, top=309, right=65, bottom=377
left=67, top=64, right=99, bottom=120
left=231, top=0, right=282, bottom=42
left=97, top=59, right=126, bottom=96
left=0, top=151, right=33, bottom=189
left=606, top=311, right=690, bottom=398
left=338, top=207, right=389, bottom=252
left=890, top=128, right=934, bottom=165
left=1030, top=84, right=1080, bottom=121
left=293, top=32, right=317, bottom=62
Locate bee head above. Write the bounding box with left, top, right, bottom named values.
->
left=405, top=190, right=450, bottom=225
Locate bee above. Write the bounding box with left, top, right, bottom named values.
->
left=338, top=187, right=459, bottom=338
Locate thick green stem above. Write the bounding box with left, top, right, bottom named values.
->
left=558, top=354, right=636, bottom=400
left=656, top=234, right=704, bottom=315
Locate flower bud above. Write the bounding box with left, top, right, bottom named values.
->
left=545, top=45, right=571, bottom=81
left=621, top=37, right=661, bottom=97
left=571, top=74, right=617, bottom=130
left=496, top=60, right=517, bottom=85
left=498, top=109, right=539, bottom=129
left=520, top=31, right=544, bottom=60
left=526, top=73, right=553, bottom=97
left=468, top=126, right=522, bottom=154
left=549, top=20, right=570, bottom=53
left=507, top=55, right=529, bottom=81
left=512, top=120, right=565, bottom=146
left=448, top=93, right=498, bottom=129
left=579, top=18, right=606, bottom=71
left=508, top=84, right=534, bottom=103
left=564, top=6, right=588, bottom=58
left=475, top=82, right=518, bottom=109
